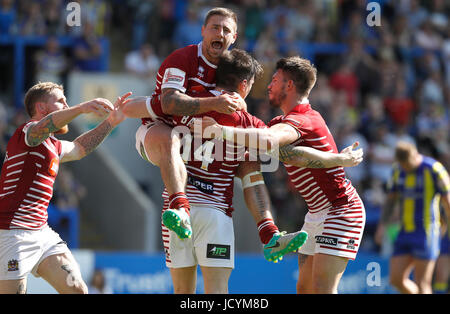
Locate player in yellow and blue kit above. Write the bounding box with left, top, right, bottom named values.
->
left=375, top=141, right=450, bottom=294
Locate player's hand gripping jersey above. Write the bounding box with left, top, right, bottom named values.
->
left=142, top=43, right=217, bottom=126
left=0, top=121, right=63, bottom=230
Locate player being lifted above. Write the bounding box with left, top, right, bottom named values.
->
left=123, top=8, right=244, bottom=241
left=0, top=82, right=131, bottom=294
left=143, top=48, right=363, bottom=293
left=196, top=56, right=366, bottom=294
left=122, top=8, right=363, bottom=265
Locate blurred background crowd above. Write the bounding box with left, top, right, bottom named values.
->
left=0, top=0, right=449, bottom=255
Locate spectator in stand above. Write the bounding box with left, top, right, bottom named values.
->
left=173, top=7, right=203, bottom=48
left=19, top=1, right=46, bottom=36
left=0, top=0, right=16, bottom=35
left=125, top=43, right=160, bottom=80
left=384, top=77, right=416, bottom=128
left=44, top=0, right=65, bottom=36
left=414, top=19, right=443, bottom=51
left=73, top=22, right=104, bottom=72
left=35, top=37, right=69, bottom=85
left=329, top=60, right=360, bottom=107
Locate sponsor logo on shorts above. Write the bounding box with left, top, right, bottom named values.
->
left=207, top=244, right=230, bottom=259
left=315, top=236, right=338, bottom=246
left=347, top=238, right=356, bottom=250
left=7, top=259, right=19, bottom=271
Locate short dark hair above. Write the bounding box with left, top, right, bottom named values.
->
left=276, top=56, right=317, bottom=97
left=215, top=49, right=263, bottom=92
left=24, top=82, right=64, bottom=117
left=204, top=7, right=237, bottom=28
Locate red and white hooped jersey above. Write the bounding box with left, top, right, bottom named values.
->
left=142, top=42, right=217, bottom=126
left=162, top=90, right=267, bottom=217
left=0, top=121, right=63, bottom=230
left=268, top=102, right=360, bottom=215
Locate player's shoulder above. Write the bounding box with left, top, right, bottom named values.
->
left=165, top=44, right=198, bottom=61
left=234, top=110, right=267, bottom=128
left=423, top=156, right=448, bottom=174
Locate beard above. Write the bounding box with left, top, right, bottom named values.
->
left=268, top=90, right=287, bottom=108
left=55, top=125, right=69, bottom=134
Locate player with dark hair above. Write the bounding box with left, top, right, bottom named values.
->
left=197, top=56, right=366, bottom=293
left=0, top=82, right=131, bottom=294
left=123, top=7, right=245, bottom=240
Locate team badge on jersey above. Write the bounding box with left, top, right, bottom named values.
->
left=163, top=68, right=186, bottom=87
left=7, top=259, right=19, bottom=271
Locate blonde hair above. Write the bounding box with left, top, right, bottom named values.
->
left=24, top=82, right=64, bottom=117
left=395, top=141, right=418, bottom=163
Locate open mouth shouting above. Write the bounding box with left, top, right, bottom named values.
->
left=211, top=40, right=224, bottom=52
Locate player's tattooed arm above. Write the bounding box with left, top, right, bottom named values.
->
left=62, top=119, right=114, bottom=162
left=237, top=162, right=274, bottom=222
left=277, top=142, right=363, bottom=168
left=161, top=89, right=201, bottom=116
left=26, top=115, right=60, bottom=146
left=161, top=88, right=244, bottom=116
left=278, top=145, right=326, bottom=168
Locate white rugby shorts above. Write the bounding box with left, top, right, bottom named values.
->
left=298, top=195, right=366, bottom=260
left=135, top=123, right=158, bottom=165
left=0, top=225, right=70, bottom=280
left=162, top=205, right=235, bottom=269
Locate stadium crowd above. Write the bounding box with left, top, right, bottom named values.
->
left=0, top=0, right=449, bottom=255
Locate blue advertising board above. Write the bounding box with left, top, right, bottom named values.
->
left=93, top=251, right=397, bottom=294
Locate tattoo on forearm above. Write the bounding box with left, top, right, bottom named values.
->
left=27, top=116, right=59, bottom=146
left=305, top=159, right=326, bottom=169
left=278, top=145, right=326, bottom=168
left=253, top=184, right=269, bottom=217
left=278, top=145, right=303, bottom=163
left=75, top=120, right=113, bottom=157
left=162, top=90, right=200, bottom=115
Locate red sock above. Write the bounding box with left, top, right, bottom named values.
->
left=169, top=192, right=190, bottom=215
left=257, top=218, right=279, bottom=244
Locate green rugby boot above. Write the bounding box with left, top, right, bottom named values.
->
left=162, top=208, right=192, bottom=239
left=264, top=230, right=308, bottom=263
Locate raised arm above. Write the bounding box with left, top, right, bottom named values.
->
left=161, top=88, right=246, bottom=116
left=26, top=98, right=114, bottom=147
left=277, top=142, right=363, bottom=168
left=195, top=117, right=363, bottom=168
left=60, top=92, right=132, bottom=162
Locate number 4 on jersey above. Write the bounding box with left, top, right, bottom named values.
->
left=181, top=133, right=215, bottom=171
